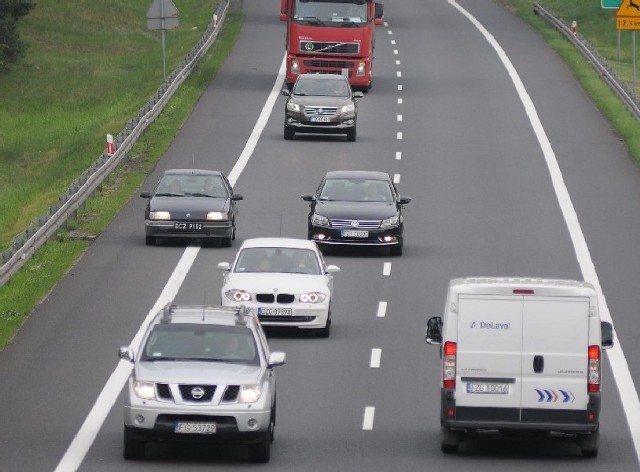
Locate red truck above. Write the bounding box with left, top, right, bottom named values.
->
left=280, top=0, right=384, bottom=91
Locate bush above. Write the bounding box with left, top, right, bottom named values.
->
left=0, top=0, right=35, bottom=69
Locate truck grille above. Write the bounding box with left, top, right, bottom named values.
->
left=330, top=218, right=381, bottom=229
left=299, top=41, right=359, bottom=54
left=222, top=385, right=240, bottom=403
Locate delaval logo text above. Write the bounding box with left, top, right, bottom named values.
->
left=470, top=321, right=511, bottom=330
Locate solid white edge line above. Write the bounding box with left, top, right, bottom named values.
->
left=377, top=301, right=387, bottom=318
left=383, top=262, right=391, bottom=276
left=450, top=0, right=640, bottom=463
left=370, top=348, right=382, bottom=368
left=362, top=406, right=375, bottom=430
left=54, top=54, right=288, bottom=472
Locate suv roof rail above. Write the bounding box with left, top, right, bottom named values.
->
left=160, top=303, right=175, bottom=323
left=235, top=305, right=252, bottom=326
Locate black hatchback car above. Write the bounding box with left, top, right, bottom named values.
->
left=282, top=73, right=363, bottom=141
left=140, top=169, right=243, bottom=246
left=302, top=171, right=411, bottom=256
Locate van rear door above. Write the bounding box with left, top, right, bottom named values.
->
left=520, top=296, right=590, bottom=420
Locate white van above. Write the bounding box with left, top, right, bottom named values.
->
left=425, top=277, right=614, bottom=457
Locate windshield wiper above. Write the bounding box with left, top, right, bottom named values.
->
left=296, top=16, right=326, bottom=26
left=154, top=193, right=184, bottom=197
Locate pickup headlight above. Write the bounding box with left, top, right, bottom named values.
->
left=225, top=289, right=252, bottom=302
left=149, top=211, right=171, bottom=220
left=341, top=103, right=355, bottom=113
left=133, top=381, right=156, bottom=400
left=381, top=215, right=399, bottom=227
left=287, top=102, right=300, bottom=112
left=299, top=292, right=326, bottom=303
left=311, top=214, right=330, bottom=226
left=207, top=211, right=227, bottom=221
left=239, top=385, right=262, bottom=403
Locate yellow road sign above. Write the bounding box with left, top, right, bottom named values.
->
left=617, top=0, right=640, bottom=17
left=616, top=16, right=640, bottom=29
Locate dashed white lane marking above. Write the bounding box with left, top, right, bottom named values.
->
left=362, top=407, right=376, bottom=430
left=395, top=151, right=402, bottom=161
left=398, top=84, right=403, bottom=91
left=383, top=262, right=391, bottom=276
left=393, top=174, right=400, bottom=184
left=397, top=132, right=403, bottom=140
left=377, top=301, right=387, bottom=318
left=450, top=0, right=640, bottom=462
left=391, top=39, right=396, bottom=45
left=387, top=30, right=393, bottom=35
left=396, top=71, right=402, bottom=78
left=398, top=98, right=403, bottom=104
left=393, top=49, right=398, bottom=55
left=370, top=348, right=382, bottom=368
left=395, top=60, right=401, bottom=65
left=397, top=114, right=403, bottom=122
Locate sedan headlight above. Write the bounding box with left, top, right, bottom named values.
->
left=225, top=289, right=252, bottom=302
left=381, top=215, right=399, bottom=227
left=286, top=101, right=300, bottom=112
left=341, top=103, right=355, bottom=113
left=207, top=211, right=228, bottom=221
left=299, top=292, right=326, bottom=303
left=133, top=381, right=156, bottom=400
left=239, top=385, right=263, bottom=403
left=149, top=211, right=171, bottom=220
left=311, top=214, right=330, bottom=226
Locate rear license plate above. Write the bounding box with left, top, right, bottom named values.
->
left=174, top=422, right=217, bottom=434
left=466, top=383, right=509, bottom=394
left=310, top=116, right=331, bottom=122
left=174, top=222, right=203, bottom=231
left=258, top=307, right=293, bottom=316
left=341, top=229, right=369, bottom=238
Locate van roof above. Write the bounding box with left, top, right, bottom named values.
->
left=449, top=277, right=596, bottom=297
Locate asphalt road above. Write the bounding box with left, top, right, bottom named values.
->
left=1, top=0, right=639, bottom=470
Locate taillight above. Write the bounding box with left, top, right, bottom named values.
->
left=587, top=345, right=600, bottom=393
left=443, top=341, right=457, bottom=389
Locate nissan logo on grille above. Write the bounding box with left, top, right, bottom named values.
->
left=191, top=387, right=205, bottom=399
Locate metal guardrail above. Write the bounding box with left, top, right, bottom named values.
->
left=533, top=2, right=640, bottom=121
left=0, top=1, right=230, bottom=286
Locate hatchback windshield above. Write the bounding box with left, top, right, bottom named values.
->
left=234, top=247, right=321, bottom=275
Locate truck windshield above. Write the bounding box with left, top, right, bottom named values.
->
left=294, top=0, right=367, bottom=25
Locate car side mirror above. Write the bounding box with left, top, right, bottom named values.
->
left=217, top=262, right=231, bottom=272
left=268, top=351, right=286, bottom=367
left=398, top=196, right=411, bottom=205
left=232, top=194, right=244, bottom=201
left=425, top=316, right=443, bottom=345
left=326, top=264, right=340, bottom=274
left=140, top=192, right=151, bottom=199
left=601, top=321, right=614, bottom=349
left=119, top=346, right=135, bottom=362
left=301, top=194, right=315, bottom=202
left=281, top=89, right=291, bottom=96
left=354, top=91, right=364, bottom=98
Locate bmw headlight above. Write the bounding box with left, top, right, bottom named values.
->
left=133, top=381, right=156, bottom=400
left=287, top=101, right=301, bottom=112
left=207, top=211, right=228, bottom=221
left=149, top=211, right=171, bottom=220
left=381, top=215, right=399, bottom=227
left=341, top=103, right=355, bottom=113
left=239, top=385, right=263, bottom=403
left=311, top=214, right=330, bottom=226
left=225, top=289, right=252, bottom=302
left=299, top=292, right=326, bottom=303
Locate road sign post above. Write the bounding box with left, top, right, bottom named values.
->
left=616, top=0, right=640, bottom=89
left=147, top=0, right=179, bottom=81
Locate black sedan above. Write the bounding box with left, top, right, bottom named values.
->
left=140, top=169, right=243, bottom=246
left=282, top=73, right=363, bottom=142
left=302, top=171, right=411, bottom=256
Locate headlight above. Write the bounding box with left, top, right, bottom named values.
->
left=225, top=290, right=252, bottom=302
left=291, top=59, right=300, bottom=74
left=286, top=101, right=300, bottom=112
left=356, top=61, right=366, bottom=76
left=311, top=214, right=330, bottom=226
left=381, top=215, right=399, bottom=227
left=239, top=385, right=263, bottom=403
left=299, top=292, right=326, bottom=303
left=341, top=103, right=355, bottom=113
left=133, top=382, right=156, bottom=400
left=207, top=211, right=227, bottom=221
left=149, top=211, right=171, bottom=220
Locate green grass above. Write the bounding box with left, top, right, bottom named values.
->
left=0, top=9, right=243, bottom=349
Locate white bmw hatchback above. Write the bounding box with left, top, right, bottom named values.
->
left=218, top=238, right=340, bottom=337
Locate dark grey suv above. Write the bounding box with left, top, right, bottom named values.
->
left=119, top=305, right=286, bottom=462
left=282, top=73, right=363, bottom=141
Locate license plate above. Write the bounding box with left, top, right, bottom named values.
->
left=174, top=222, right=203, bottom=231
left=258, top=307, right=293, bottom=316
left=174, top=422, right=217, bottom=434
left=310, top=115, right=331, bottom=122
left=466, top=382, right=509, bottom=394
left=341, top=229, right=369, bottom=238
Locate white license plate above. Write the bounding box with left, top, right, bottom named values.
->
left=174, top=222, right=203, bottom=231
left=310, top=115, right=331, bottom=122
left=258, top=307, right=293, bottom=316
left=341, top=229, right=369, bottom=238
left=466, top=382, right=509, bottom=394
left=174, top=422, right=217, bottom=434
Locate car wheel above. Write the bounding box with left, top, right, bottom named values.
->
left=284, top=125, right=294, bottom=140
left=248, top=430, right=271, bottom=463
left=346, top=126, right=356, bottom=142
left=579, top=429, right=599, bottom=458
left=123, top=427, right=146, bottom=460
left=316, top=308, right=331, bottom=338
left=145, top=236, right=155, bottom=246
left=270, top=401, right=276, bottom=443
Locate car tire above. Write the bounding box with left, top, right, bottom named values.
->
left=270, top=401, right=276, bottom=443
left=346, top=126, right=356, bottom=142
left=145, top=236, right=155, bottom=246
left=284, top=125, right=294, bottom=140
left=248, top=430, right=271, bottom=463
left=579, top=429, right=599, bottom=458
left=440, top=425, right=461, bottom=454
left=123, top=427, right=146, bottom=460
left=316, top=311, right=331, bottom=338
